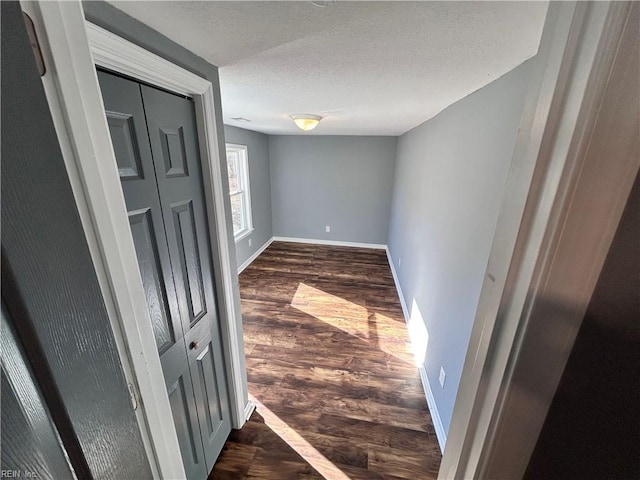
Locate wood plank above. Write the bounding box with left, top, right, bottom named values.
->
left=244, top=450, right=322, bottom=480
left=209, top=242, right=441, bottom=479
left=211, top=442, right=257, bottom=477
left=368, top=444, right=441, bottom=480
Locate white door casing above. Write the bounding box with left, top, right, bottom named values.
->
left=440, top=2, right=639, bottom=478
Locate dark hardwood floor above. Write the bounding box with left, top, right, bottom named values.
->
left=210, top=241, right=441, bottom=479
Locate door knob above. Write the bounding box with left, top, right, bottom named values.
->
left=189, top=341, right=199, bottom=350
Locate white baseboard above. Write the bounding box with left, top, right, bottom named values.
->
left=385, top=248, right=447, bottom=453
left=419, top=366, right=447, bottom=453
left=385, top=247, right=410, bottom=321
left=238, top=237, right=274, bottom=274
left=243, top=400, right=256, bottom=422
left=273, top=236, right=387, bottom=250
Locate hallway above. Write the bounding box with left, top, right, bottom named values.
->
left=210, top=242, right=441, bottom=479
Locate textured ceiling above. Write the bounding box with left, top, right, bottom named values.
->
left=106, top=1, right=548, bottom=135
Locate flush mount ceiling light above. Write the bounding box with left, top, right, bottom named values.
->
left=290, top=114, right=323, bottom=131
left=310, top=0, right=336, bottom=7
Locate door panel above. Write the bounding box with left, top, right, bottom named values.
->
left=128, top=208, right=174, bottom=353
left=140, top=85, right=231, bottom=465
left=171, top=200, right=207, bottom=325
left=167, top=374, right=207, bottom=480
left=192, top=338, right=227, bottom=467
left=105, top=111, right=144, bottom=180
left=160, top=127, right=189, bottom=177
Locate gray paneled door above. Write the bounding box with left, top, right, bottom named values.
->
left=97, top=70, right=231, bottom=479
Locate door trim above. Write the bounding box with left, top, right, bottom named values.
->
left=22, top=1, right=251, bottom=478
left=440, top=2, right=638, bottom=478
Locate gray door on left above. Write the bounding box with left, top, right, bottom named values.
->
left=97, top=70, right=231, bottom=479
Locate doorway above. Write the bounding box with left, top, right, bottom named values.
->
left=97, top=69, right=231, bottom=478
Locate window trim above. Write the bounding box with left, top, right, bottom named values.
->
left=226, top=143, right=253, bottom=242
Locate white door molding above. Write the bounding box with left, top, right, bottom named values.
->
left=22, top=1, right=250, bottom=478
left=440, top=2, right=638, bottom=478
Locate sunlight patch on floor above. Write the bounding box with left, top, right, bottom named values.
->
left=249, top=393, right=351, bottom=480
left=291, top=282, right=414, bottom=364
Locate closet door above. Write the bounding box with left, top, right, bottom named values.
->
left=140, top=85, right=231, bottom=468
left=98, top=71, right=208, bottom=479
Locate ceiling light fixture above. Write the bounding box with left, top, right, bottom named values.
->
left=310, top=0, right=336, bottom=7
left=290, top=114, right=323, bottom=132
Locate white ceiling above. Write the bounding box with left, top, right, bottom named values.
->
left=107, top=1, right=548, bottom=136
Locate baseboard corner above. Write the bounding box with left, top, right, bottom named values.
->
left=238, top=237, right=274, bottom=274
left=243, top=399, right=256, bottom=423
left=385, top=247, right=410, bottom=322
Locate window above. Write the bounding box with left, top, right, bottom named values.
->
left=225, top=144, right=252, bottom=241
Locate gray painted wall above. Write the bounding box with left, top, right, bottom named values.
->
left=387, top=59, right=535, bottom=434
left=224, top=125, right=273, bottom=268
left=269, top=136, right=397, bottom=245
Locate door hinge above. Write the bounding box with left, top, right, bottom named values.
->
left=128, top=383, right=139, bottom=411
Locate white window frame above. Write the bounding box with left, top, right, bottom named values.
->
left=226, top=144, right=253, bottom=242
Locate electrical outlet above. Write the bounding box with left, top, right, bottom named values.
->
left=325, top=225, right=331, bottom=233
left=439, top=367, right=446, bottom=388
left=248, top=238, right=252, bottom=247
left=398, top=257, right=402, bottom=267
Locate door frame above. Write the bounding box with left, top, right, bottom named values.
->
left=440, top=1, right=638, bottom=478
left=21, top=1, right=252, bottom=478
